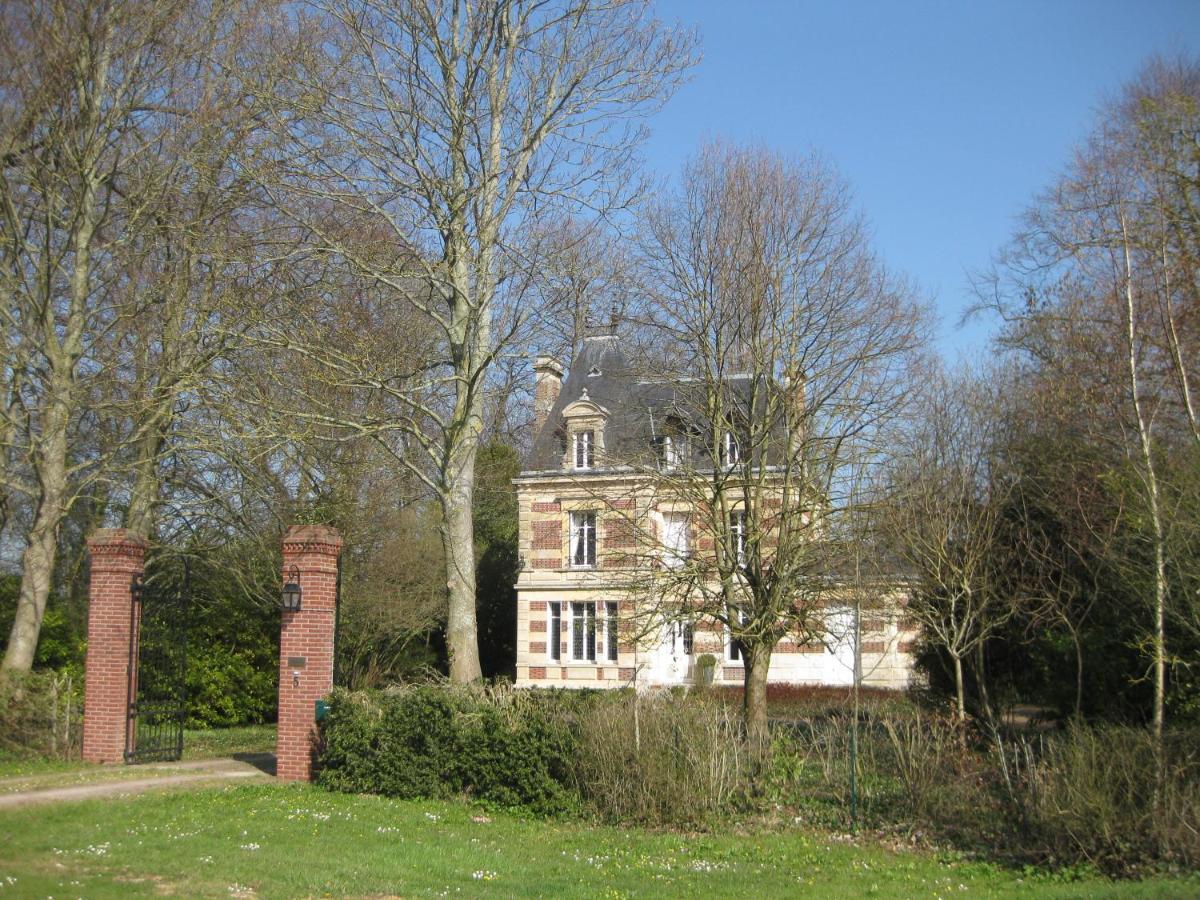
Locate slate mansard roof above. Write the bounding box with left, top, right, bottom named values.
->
left=526, top=333, right=760, bottom=473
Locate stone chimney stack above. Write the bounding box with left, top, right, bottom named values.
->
left=533, top=355, right=564, bottom=434
left=784, top=371, right=807, bottom=453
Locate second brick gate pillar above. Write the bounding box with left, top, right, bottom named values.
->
left=276, top=524, right=342, bottom=782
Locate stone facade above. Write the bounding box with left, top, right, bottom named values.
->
left=514, top=334, right=917, bottom=692
left=513, top=469, right=917, bottom=690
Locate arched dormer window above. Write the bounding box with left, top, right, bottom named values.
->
left=560, top=389, right=609, bottom=472
left=573, top=429, right=594, bottom=469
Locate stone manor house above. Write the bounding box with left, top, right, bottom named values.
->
left=513, top=332, right=916, bottom=690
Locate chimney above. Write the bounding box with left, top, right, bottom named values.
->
left=783, top=371, right=806, bottom=454
left=533, top=355, right=564, bottom=434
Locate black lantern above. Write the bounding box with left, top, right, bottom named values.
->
left=282, top=565, right=303, bottom=612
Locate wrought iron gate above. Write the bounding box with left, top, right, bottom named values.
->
left=125, top=563, right=189, bottom=763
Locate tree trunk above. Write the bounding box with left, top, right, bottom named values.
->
left=1119, top=214, right=1167, bottom=789
left=974, top=640, right=995, bottom=726
left=1071, top=626, right=1085, bottom=721
left=952, top=652, right=966, bottom=722
left=3, top=424, right=69, bottom=671
left=125, top=422, right=168, bottom=538
left=441, top=439, right=483, bottom=683
left=742, top=642, right=772, bottom=757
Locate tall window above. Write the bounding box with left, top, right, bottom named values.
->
left=728, top=608, right=749, bottom=661
left=570, top=511, right=597, bottom=567
left=662, top=512, right=690, bottom=568
left=728, top=509, right=747, bottom=566
left=571, top=601, right=596, bottom=661
left=548, top=602, right=562, bottom=662
left=682, top=621, right=694, bottom=655
left=573, top=429, right=594, bottom=469
left=720, top=430, right=741, bottom=467
left=605, top=601, right=619, bottom=662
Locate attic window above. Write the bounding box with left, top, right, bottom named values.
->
left=588, top=366, right=601, bottom=377
left=573, top=429, right=595, bottom=470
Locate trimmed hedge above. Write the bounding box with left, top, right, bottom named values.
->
left=317, top=685, right=580, bottom=816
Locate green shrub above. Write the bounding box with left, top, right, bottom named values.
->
left=572, top=690, right=744, bottom=826
left=1014, top=724, right=1200, bottom=873
left=317, top=684, right=580, bottom=816
left=0, top=669, right=82, bottom=759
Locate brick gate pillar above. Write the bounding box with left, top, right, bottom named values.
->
left=82, top=529, right=148, bottom=764
left=277, top=524, right=342, bottom=782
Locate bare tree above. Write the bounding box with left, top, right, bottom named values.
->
left=0, top=0, right=211, bottom=670
left=624, top=143, right=927, bottom=749
left=256, top=0, right=697, bottom=681
left=878, top=365, right=1014, bottom=723
left=981, top=56, right=1200, bottom=769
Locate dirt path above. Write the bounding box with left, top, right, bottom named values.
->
left=0, top=754, right=276, bottom=809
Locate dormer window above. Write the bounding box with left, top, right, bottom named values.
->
left=720, top=431, right=741, bottom=467
left=658, top=434, right=689, bottom=470
left=573, top=429, right=595, bottom=469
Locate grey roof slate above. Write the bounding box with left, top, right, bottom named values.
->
left=526, top=334, right=760, bottom=471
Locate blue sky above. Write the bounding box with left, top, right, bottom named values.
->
left=640, top=0, right=1199, bottom=361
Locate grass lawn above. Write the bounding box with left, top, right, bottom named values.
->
left=0, top=724, right=277, bottom=792
left=0, top=784, right=1195, bottom=898
left=182, top=723, right=276, bottom=760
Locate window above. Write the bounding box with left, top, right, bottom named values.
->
left=661, top=512, right=690, bottom=568
left=573, top=429, right=594, bottom=469
left=728, top=510, right=747, bottom=566
left=682, top=621, right=694, bottom=655
left=548, top=602, right=562, bottom=662
left=728, top=608, right=749, bottom=661
left=659, top=433, right=688, bottom=470
left=720, top=431, right=741, bottom=467
left=571, top=601, right=596, bottom=661
left=605, top=601, right=619, bottom=662
left=570, top=511, right=597, bottom=567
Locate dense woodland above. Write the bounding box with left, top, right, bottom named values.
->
left=0, top=0, right=1198, bottom=767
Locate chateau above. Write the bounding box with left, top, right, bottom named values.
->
left=513, top=332, right=917, bottom=690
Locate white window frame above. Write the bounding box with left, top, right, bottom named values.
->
left=569, top=510, right=597, bottom=568
left=727, top=608, right=749, bottom=663
left=660, top=433, right=688, bottom=470
left=661, top=511, right=690, bottom=568
left=728, top=509, right=747, bottom=566
left=604, top=601, right=619, bottom=662
left=548, top=601, right=562, bottom=662
left=720, top=430, right=741, bottom=467
left=571, top=601, right=597, bottom=662
left=573, top=429, right=595, bottom=470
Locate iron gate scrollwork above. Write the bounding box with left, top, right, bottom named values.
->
left=126, top=562, right=189, bottom=763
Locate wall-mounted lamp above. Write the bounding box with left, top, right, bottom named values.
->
left=282, top=564, right=303, bottom=612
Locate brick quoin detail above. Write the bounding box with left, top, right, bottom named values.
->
left=529, top=600, right=547, bottom=611
left=530, top=641, right=547, bottom=654
left=82, top=529, right=148, bottom=764
left=277, top=524, right=342, bottom=783
left=531, top=501, right=561, bottom=512
left=529, top=619, right=546, bottom=633
left=529, top=667, right=547, bottom=679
